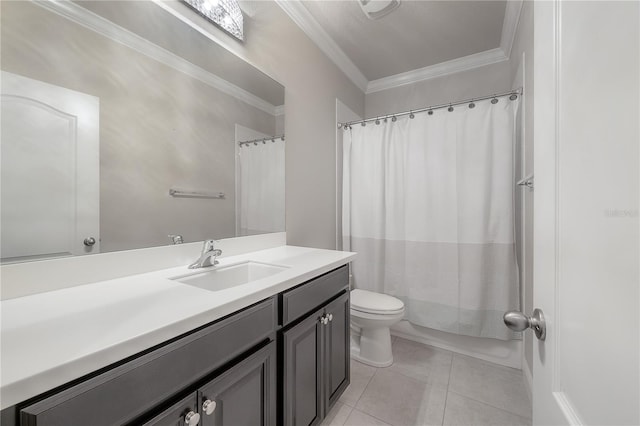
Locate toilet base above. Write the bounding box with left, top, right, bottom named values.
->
left=350, top=326, right=394, bottom=368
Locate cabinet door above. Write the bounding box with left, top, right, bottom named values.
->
left=323, top=292, right=350, bottom=410
left=282, top=308, right=324, bottom=426
left=199, top=342, right=276, bottom=426
left=141, top=393, right=198, bottom=426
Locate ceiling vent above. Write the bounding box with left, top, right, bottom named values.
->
left=358, top=0, right=400, bottom=20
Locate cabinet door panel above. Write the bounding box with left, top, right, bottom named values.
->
left=282, top=310, right=323, bottom=426
left=141, top=393, right=198, bottom=426
left=324, top=293, right=350, bottom=410
left=199, top=342, right=276, bottom=426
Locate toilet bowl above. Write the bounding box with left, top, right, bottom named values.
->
left=350, top=289, right=405, bottom=367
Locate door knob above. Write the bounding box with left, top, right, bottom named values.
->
left=184, top=410, right=200, bottom=425
left=503, top=308, right=546, bottom=340
left=202, top=399, right=217, bottom=415
left=83, top=237, right=96, bottom=247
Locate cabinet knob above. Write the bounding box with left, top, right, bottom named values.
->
left=319, top=315, right=329, bottom=325
left=327, top=314, right=333, bottom=322
left=202, top=399, right=217, bottom=415
left=83, top=237, right=96, bottom=247
left=185, top=410, right=200, bottom=425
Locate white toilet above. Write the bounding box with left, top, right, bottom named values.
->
left=350, top=289, right=405, bottom=367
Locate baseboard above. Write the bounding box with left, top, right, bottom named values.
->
left=390, top=321, right=522, bottom=369
left=522, top=358, right=533, bottom=402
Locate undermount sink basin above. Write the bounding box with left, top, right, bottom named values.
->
left=171, top=261, right=289, bottom=292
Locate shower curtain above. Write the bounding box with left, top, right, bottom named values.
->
left=238, top=139, right=285, bottom=235
left=342, top=98, right=520, bottom=340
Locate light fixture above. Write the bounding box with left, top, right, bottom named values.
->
left=358, top=0, right=401, bottom=20
left=183, top=0, right=244, bottom=41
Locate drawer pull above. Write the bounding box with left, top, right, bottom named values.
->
left=202, top=399, right=217, bottom=415
left=185, top=410, right=200, bottom=425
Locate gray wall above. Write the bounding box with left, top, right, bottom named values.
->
left=1, top=1, right=277, bottom=252
left=195, top=1, right=366, bottom=250
left=509, top=0, right=535, bottom=375
left=365, top=61, right=512, bottom=117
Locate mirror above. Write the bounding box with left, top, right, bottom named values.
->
left=0, top=0, right=285, bottom=263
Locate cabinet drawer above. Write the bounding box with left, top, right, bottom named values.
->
left=281, top=265, right=349, bottom=326
left=20, top=298, right=276, bottom=426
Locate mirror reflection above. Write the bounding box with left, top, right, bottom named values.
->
left=0, top=0, right=285, bottom=263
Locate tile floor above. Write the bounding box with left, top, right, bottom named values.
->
left=322, top=337, right=532, bottom=426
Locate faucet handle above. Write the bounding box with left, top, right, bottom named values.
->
left=168, top=234, right=183, bottom=244
left=203, top=239, right=219, bottom=250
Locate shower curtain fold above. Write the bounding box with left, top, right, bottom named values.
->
left=238, top=140, right=285, bottom=236
left=342, top=98, right=521, bottom=340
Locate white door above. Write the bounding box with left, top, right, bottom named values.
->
left=1, top=71, right=100, bottom=261
left=532, top=1, right=639, bottom=425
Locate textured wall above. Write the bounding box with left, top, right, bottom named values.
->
left=365, top=61, right=512, bottom=117
left=181, top=1, right=366, bottom=250
left=1, top=1, right=278, bottom=252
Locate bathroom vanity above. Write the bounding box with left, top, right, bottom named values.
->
left=0, top=245, right=355, bottom=426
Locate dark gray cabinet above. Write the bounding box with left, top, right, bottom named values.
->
left=323, top=293, right=350, bottom=409
left=282, top=307, right=324, bottom=426
left=5, top=264, right=351, bottom=426
left=17, top=298, right=276, bottom=426
left=199, top=342, right=276, bottom=426
left=281, top=265, right=350, bottom=426
left=142, top=393, right=198, bottom=426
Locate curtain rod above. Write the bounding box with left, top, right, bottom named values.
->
left=338, top=88, right=523, bottom=128
left=238, top=134, right=285, bottom=146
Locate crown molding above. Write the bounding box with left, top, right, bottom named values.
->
left=500, top=0, right=524, bottom=58
left=274, top=105, right=285, bottom=116
left=278, top=0, right=523, bottom=95
left=366, top=48, right=508, bottom=94
left=32, top=0, right=279, bottom=116
left=274, top=0, right=368, bottom=92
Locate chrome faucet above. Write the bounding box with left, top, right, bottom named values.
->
left=188, top=239, right=222, bottom=269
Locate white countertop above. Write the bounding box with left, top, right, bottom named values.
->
left=0, top=245, right=355, bottom=409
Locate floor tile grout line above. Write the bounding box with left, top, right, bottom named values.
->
left=446, top=389, right=532, bottom=420
left=440, top=352, right=455, bottom=425
left=452, top=352, right=524, bottom=375
left=352, top=365, right=378, bottom=408
left=351, top=406, right=393, bottom=426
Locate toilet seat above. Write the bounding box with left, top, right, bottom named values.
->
left=351, top=289, right=404, bottom=315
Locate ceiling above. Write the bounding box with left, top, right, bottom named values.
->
left=302, top=1, right=506, bottom=81
left=277, top=0, right=521, bottom=93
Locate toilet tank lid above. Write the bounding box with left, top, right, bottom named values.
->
left=351, top=289, right=404, bottom=313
